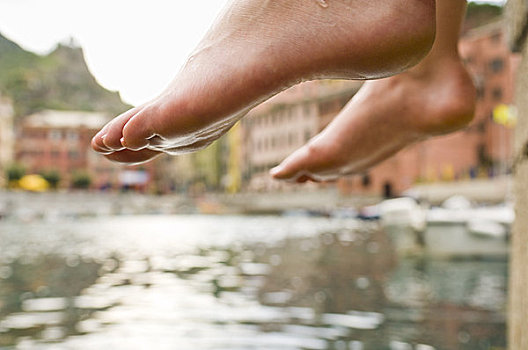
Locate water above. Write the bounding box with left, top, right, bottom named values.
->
left=0, top=214, right=507, bottom=349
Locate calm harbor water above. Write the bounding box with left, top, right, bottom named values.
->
left=0, top=214, right=507, bottom=350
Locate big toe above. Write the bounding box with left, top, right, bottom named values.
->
left=270, top=146, right=314, bottom=181
left=271, top=139, right=341, bottom=182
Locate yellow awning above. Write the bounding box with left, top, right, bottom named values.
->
left=19, top=175, right=49, bottom=192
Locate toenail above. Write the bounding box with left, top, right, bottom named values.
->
left=270, top=166, right=284, bottom=176
left=101, top=137, right=125, bottom=152
left=99, top=133, right=109, bottom=145
left=94, top=135, right=111, bottom=152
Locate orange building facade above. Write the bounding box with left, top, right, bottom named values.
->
left=12, top=109, right=165, bottom=192
left=15, top=110, right=117, bottom=187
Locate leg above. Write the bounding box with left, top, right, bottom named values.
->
left=271, top=0, right=475, bottom=182
left=92, top=0, right=435, bottom=163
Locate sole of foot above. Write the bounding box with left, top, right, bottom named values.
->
left=92, top=0, right=436, bottom=164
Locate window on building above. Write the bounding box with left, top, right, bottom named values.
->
left=492, top=87, right=503, bottom=101
left=49, top=130, right=62, bottom=140
left=489, top=58, right=504, bottom=73
left=304, top=130, right=311, bottom=142
left=478, top=121, right=487, bottom=133
left=318, top=100, right=337, bottom=116
left=68, top=150, right=80, bottom=159
left=339, top=96, right=350, bottom=109
left=51, top=150, right=60, bottom=158
left=383, top=181, right=394, bottom=199
left=362, top=174, right=371, bottom=188
left=477, top=144, right=491, bottom=166
left=67, top=131, right=79, bottom=141
left=476, top=86, right=485, bottom=100
left=303, top=104, right=311, bottom=116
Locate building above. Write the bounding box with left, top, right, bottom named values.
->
left=0, top=95, right=15, bottom=180
left=15, top=109, right=121, bottom=188
left=240, top=80, right=362, bottom=191
left=459, top=20, right=518, bottom=172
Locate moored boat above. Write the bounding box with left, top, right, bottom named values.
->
left=380, top=196, right=513, bottom=258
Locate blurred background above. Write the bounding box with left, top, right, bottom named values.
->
left=0, top=1, right=513, bottom=349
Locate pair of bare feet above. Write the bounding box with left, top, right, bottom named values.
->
left=92, top=0, right=476, bottom=183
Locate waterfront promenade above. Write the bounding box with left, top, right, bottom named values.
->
left=0, top=176, right=510, bottom=220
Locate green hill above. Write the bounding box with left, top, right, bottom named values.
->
left=464, top=3, right=503, bottom=32
left=0, top=32, right=131, bottom=117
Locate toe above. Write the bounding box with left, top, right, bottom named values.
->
left=91, top=133, right=113, bottom=154
left=101, top=107, right=142, bottom=151
left=91, top=121, right=114, bottom=153
left=122, top=105, right=158, bottom=151
left=271, top=138, right=340, bottom=182
left=270, top=146, right=312, bottom=181
left=104, top=149, right=162, bottom=165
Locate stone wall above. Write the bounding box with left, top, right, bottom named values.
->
left=507, top=0, right=528, bottom=348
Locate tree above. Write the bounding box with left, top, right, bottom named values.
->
left=5, top=163, right=25, bottom=187
left=71, top=171, right=92, bottom=189
left=40, top=169, right=61, bottom=189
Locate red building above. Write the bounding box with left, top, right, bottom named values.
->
left=15, top=110, right=121, bottom=188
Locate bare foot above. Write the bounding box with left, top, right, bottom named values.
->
left=92, top=0, right=435, bottom=164
left=270, top=57, right=476, bottom=182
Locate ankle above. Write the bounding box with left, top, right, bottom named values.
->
left=412, top=65, right=476, bottom=136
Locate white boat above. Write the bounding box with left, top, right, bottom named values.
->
left=425, top=202, right=511, bottom=259
left=379, top=197, right=426, bottom=255
left=380, top=196, right=513, bottom=258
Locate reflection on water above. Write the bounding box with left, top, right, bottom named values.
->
left=0, top=215, right=507, bottom=349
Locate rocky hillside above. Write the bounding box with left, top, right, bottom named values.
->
left=0, top=33, right=130, bottom=117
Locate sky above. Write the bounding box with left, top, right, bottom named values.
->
left=0, top=0, right=506, bottom=106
